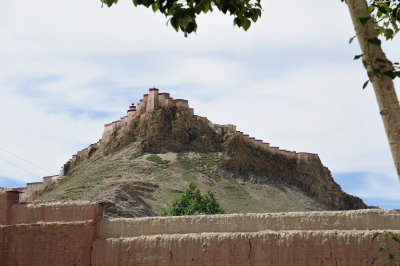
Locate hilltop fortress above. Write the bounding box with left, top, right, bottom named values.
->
left=11, top=88, right=320, bottom=201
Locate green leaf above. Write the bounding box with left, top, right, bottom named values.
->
left=354, top=54, right=364, bottom=60
left=242, top=19, right=251, bottom=31
left=152, top=2, right=159, bottom=12
left=358, top=16, right=371, bottom=26
left=372, top=232, right=382, bottom=242
left=203, top=2, right=210, bottom=13
left=234, top=17, right=242, bottom=27
left=375, top=58, right=386, bottom=64
left=391, top=235, right=400, bottom=243
left=349, top=35, right=357, bottom=44
left=170, top=17, right=179, bottom=31
left=384, top=28, right=394, bottom=39
left=368, top=38, right=382, bottom=45
left=379, top=242, right=386, bottom=252
left=251, top=10, right=258, bottom=23
left=373, top=68, right=381, bottom=74
left=378, top=5, right=388, bottom=15
left=369, top=5, right=375, bottom=12
left=363, top=80, right=370, bottom=89
left=384, top=71, right=396, bottom=79
left=394, top=71, right=400, bottom=78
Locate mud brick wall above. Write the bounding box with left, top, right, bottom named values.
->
left=0, top=221, right=95, bottom=266
left=91, top=230, right=397, bottom=266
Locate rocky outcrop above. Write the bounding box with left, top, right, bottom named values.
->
left=224, top=134, right=366, bottom=210
left=94, top=183, right=158, bottom=219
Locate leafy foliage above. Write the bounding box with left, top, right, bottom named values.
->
left=368, top=0, right=400, bottom=41
left=100, top=0, right=262, bottom=36
left=372, top=231, right=400, bottom=265
left=161, top=182, right=225, bottom=216
left=345, top=0, right=400, bottom=88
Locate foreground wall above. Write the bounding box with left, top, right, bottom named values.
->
left=92, top=231, right=388, bottom=266
left=0, top=221, right=95, bottom=266
left=1, top=191, right=399, bottom=265
left=93, top=210, right=400, bottom=265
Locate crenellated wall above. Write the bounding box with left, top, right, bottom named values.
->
left=1, top=191, right=399, bottom=265
left=13, top=88, right=323, bottom=201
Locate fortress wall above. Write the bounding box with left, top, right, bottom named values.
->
left=1, top=194, right=399, bottom=266
left=121, top=116, right=127, bottom=126
left=136, top=100, right=144, bottom=116
left=173, top=99, right=189, bottom=109
left=91, top=230, right=393, bottom=266
left=43, top=175, right=59, bottom=184
left=21, top=182, right=45, bottom=200
left=0, top=191, right=19, bottom=224
left=161, top=97, right=173, bottom=108
left=146, top=88, right=159, bottom=112
left=114, top=119, right=123, bottom=130
left=0, top=221, right=95, bottom=266
left=297, top=152, right=321, bottom=163
left=8, top=202, right=103, bottom=224
left=98, top=210, right=400, bottom=238
left=102, top=123, right=114, bottom=140
left=233, top=131, right=321, bottom=162
left=0, top=192, right=103, bottom=225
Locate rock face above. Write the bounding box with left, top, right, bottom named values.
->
left=25, top=88, right=367, bottom=216
left=225, top=135, right=366, bottom=210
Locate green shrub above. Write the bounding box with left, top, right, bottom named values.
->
left=161, top=182, right=225, bottom=216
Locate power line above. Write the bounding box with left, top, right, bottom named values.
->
left=0, top=146, right=53, bottom=174
left=0, top=154, right=42, bottom=178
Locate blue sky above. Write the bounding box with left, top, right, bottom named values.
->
left=0, top=0, right=399, bottom=209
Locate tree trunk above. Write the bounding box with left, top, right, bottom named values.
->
left=346, top=0, right=400, bottom=181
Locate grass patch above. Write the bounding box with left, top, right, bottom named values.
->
left=177, top=152, right=227, bottom=178
left=147, top=155, right=170, bottom=166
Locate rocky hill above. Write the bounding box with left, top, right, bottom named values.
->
left=25, top=88, right=367, bottom=217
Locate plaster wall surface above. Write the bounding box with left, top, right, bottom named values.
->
left=0, top=221, right=94, bottom=266
left=1, top=192, right=399, bottom=266
left=3, top=201, right=102, bottom=225
left=23, top=182, right=45, bottom=200
left=0, top=192, right=19, bottom=224
left=91, top=230, right=398, bottom=266
left=99, top=209, right=400, bottom=238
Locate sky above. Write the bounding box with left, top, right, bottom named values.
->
left=0, top=0, right=399, bottom=209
